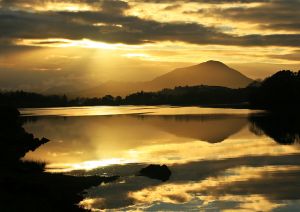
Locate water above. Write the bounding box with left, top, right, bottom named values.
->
left=20, top=106, right=300, bottom=211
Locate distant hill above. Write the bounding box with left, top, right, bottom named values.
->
left=74, top=60, right=253, bottom=97
left=150, top=60, right=252, bottom=89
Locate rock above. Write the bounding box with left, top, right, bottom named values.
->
left=139, top=164, right=171, bottom=181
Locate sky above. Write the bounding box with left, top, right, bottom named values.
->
left=0, top=0, right=300, bottom=93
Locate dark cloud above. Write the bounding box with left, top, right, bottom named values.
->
left=263, top=23, right=300, bottom=31
left=212, top=169, right=300, bottom=201
left=100, top=0, right=129, bottom=14
left=31, top=40, right=69, bottom=45
left=190, top=0, right=300, bottom=31
left=163, top=4, right=181, bottom=10
left=1, top=8, right=300, bottom=47
left=269, top=50, right=300, bottom=61
left=130, top=0, right=269, bottom=3
left=0, top=0, right=299, bottom=48
left=0, top=38, right=40, bottom=55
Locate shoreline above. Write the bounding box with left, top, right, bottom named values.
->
left=0, top=106, right=119, bottom=212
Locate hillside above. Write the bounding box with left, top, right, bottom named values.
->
left=150, top=60, right=252, bottom=89
left=75, top=60, right=253, bottom=97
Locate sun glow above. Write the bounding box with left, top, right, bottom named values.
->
left=47, top=158, right=134, bottom=172
left=31, top=2, right=96, bottom=12
left=16, top=38, right=126, bottom=50
left=14, top=37, right=299, bottom=65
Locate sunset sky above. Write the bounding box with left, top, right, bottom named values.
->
left=0, top=0, right=299, bottom=93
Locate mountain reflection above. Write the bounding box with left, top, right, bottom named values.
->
left=138, top=115, right=247, bottom=143
left=23, top=114, right=249, bottom=170
left=249, top=113, right=300, bottom=144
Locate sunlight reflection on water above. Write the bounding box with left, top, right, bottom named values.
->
left=20, top=106, right=300, bottom=211
left=20, top=105, right=261, bottom=117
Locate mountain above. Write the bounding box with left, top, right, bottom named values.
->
left=74, top=60, right=253, bottom=97
left=150, top=60, right=252, bottom=89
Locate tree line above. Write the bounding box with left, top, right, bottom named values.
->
left=1, top=70, right=299, bottom=110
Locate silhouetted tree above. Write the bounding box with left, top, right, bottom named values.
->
left=101, top=95, right=115, bottom=105
left=123, top=85, right=254, bottom=106
left=250, top=70, right=300, bottom=110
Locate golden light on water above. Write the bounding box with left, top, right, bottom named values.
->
left=18, top=106, right=300, bottom=211
left=22, top=107, right=298, bottom=173
left=47, top=158, right=133, bottom=172
left=79, top=166, right=299, bottom=211
left=128, top=166, right=299, bottom=210
left=21, top=106, right=260, bottom=117
left=38, top=137, right=300, bottom=173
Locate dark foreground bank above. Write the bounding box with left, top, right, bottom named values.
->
left=0, top=106, right=118, bottom=212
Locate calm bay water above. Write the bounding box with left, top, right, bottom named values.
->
left=20, top=106, right=300, bottom=211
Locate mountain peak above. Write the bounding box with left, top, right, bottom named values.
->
left=151, top=60, right=252, bottom=89
left=205, top=60, right=223, bottom=64
left=201, top=60, right=227, bottom=67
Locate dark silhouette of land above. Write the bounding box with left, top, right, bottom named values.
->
left=116, top=85, right=253, bottom=107
left=0, top=85, right=253, bottom=108
left=0, top=70, right=299, bottom=111
left=0, top=106, right=118, bottom=212
left=250, top=70, right=300, bottom=110
left=0, top=91, right=69, bottom=108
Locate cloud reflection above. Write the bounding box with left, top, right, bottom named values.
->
left=80, top=154, right=300, bottom=211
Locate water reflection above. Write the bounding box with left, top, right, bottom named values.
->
left=20, top=106, right=300, bottom=211
left=23, top=114, right=256, bottom=170
left=142, top=115, right=247, bottom=143
left=250, top=113, right=300, bottom=144
left=129, top=165, right=300, bottom=211
left=24, top=114, right=297, bottom=171
left=21, top=106, right=257, bottom=117
left=79, top=154, right=300, bottom=211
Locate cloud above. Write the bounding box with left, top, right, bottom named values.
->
left=268, top=50, right=300, bottom=61
left=163, top=4, right=181, bottom=10
left=0, top=0, right=130, bottom=14
left=129, top=0, right=269, bottom=3
left=0, top=38, right=40, bottom=55
left=1, top=0, right=299, bottom=47
left=1, top=8, right=300, bottom=47
left=0, top=0, right=298, bottom=93
left=190, top=0, right=300, bottom=31
left=100, top=0, right=129, bottom=14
